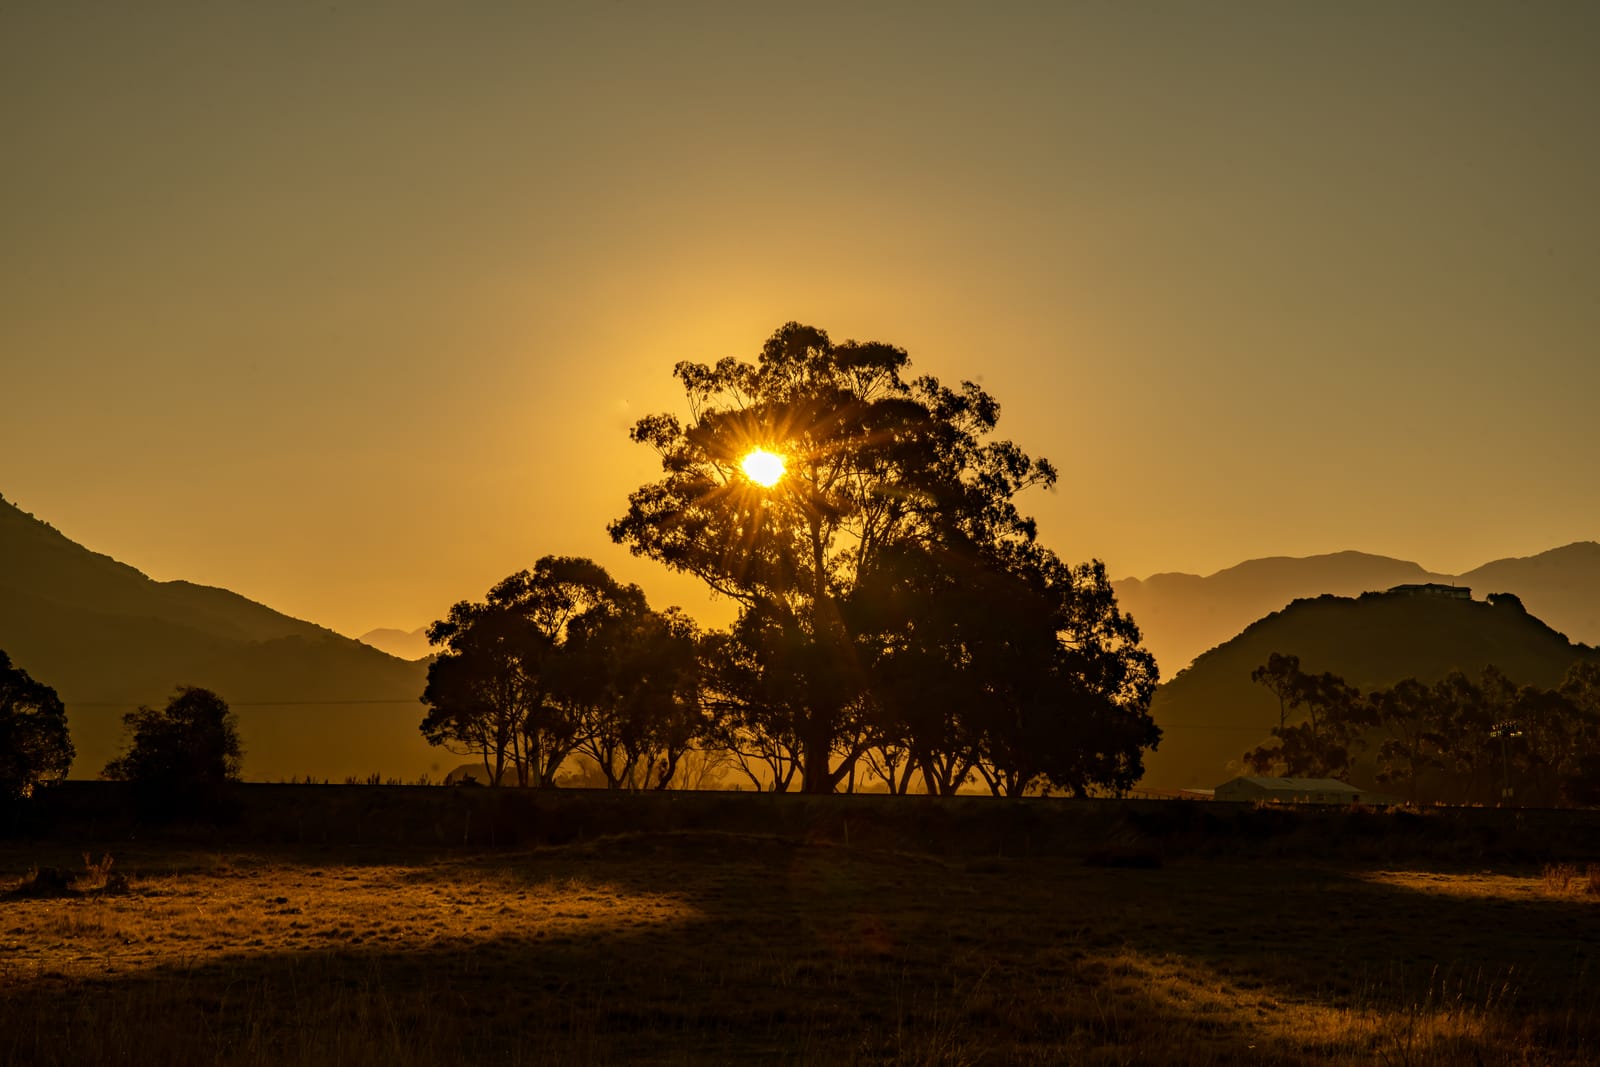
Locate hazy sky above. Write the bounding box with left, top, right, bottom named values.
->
left=4, top=3, right=1597, bottom=638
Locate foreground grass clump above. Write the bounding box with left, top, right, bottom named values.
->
left=1, top=832, right=1596, bottom=1066
left=1541, top=861, right=1600, bottom=897
left=5, top=851, right=126, bottom=899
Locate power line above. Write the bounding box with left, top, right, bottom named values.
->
left=63, top=699, right=1276, bottom=733
left=1159, top=723, right=1275, bottom=732
left=64, top=699, right=420, bottom=707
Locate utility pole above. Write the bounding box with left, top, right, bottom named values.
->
left=1489, top=720, right=1522, bottom=806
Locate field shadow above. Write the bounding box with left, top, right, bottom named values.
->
left=1, top=832, right=1597, bottom=1065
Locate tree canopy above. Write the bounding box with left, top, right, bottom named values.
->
left=0, top=649, right=74, bottom=801
left=612, top=322, right=1159, bottom=794
left=102, top=686, right=242, bottom=813
left=421, top=555, right=709, bottom=789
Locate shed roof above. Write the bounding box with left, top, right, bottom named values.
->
left=1221, top=776, right=1363, bottom=792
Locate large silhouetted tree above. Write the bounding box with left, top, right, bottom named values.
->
left=0, top=650, right=74, bottom=801
left=102, top=687, right=241, bottom=814
left=612, top=321, right=1158, bottom=793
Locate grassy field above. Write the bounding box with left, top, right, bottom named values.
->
left=2, top=819, right=1597, bottom=1065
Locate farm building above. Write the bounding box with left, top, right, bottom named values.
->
left=1214, top=776, right=1386, bottom=805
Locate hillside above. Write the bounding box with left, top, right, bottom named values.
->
left=1140, top=590, right=1599, bottom=790
left=0, top=494, right=435, bottom=782
left=1114, top=545, right=1600, bottom=677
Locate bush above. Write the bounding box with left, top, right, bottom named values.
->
left=102, top=687, right=242, bottom=819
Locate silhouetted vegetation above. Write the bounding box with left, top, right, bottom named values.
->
left=1145, top=589, right=1600, bottom=788
left=101, top=686, right=242, bottom=816
left=0, top=649, right=73, bottom=801
left=611, top=322, right=1159, bottom=795
left=1244, top=652, right=1365, bottom=779
left=420, top=557, right=710, bottom=789
left=1243, top=652, right=1600, bottom=806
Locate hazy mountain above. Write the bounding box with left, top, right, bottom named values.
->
left=1460, top=542, right=1600, bottom=647
left=0, top=494, right=437, bottom=783
left=1114, top=545, right=1600, bottom=678
left=358, top=626, right=433, bottom=661
left=1139, top=590, right=1598, bottom=790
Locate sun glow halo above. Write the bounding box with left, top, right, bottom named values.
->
left=740, top=448, right=787, bottom=488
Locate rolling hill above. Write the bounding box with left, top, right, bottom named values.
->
left=1114, top=544, right=1600, bottom=678
left=1140, top=589, right=1599, bottom=790
left=0, top=493, right=437, bottom=782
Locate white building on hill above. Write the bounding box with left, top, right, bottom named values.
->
left=1386, top=582, right=1471, bottom=600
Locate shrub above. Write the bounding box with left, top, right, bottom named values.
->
left=102, top=687, right=242, bottom=819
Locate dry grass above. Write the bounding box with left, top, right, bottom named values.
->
left=1, top=833, right=1596, bottom=1065
left=1539, top=862, right=1600, bottom=898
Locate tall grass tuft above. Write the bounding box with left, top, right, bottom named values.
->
left=1542, top=862, right=1579, bottom=895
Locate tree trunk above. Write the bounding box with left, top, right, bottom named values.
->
left=801, top=726, right=834, bottom=793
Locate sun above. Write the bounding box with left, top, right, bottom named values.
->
left=740, top=448, right=787, bottom=488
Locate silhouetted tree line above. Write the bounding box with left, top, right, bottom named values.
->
left=1244, top=651, right=1600, bottom=806
left=422, top=323, right=1161, bottom=795
left=420, top=557, right=704, bottom=790
left=2, top=647, right=243, bottom=818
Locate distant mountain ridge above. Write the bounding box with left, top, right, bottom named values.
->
left=1139, top=589, right=1599, bottom=790
left=1458, top=542, right=1600, bottom=647
left=357, top=626, right=433, bottom=662
left=1115, top=544, right=1600, bottom=678
left=0, top=493, right=435, bottom=782
left=7, top=488, right=1593, bottom=791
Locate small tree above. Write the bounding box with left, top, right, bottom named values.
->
left=422, top=585, right=554, bottom=789
left=1251, top=653, right=1307, bottom=730
left=1243, top=656, right=1366, bottom=778
left=561, top=604, right=707, bottom=790
left=1369, top=677, right=1446, bottom=804
left=0, top=650, right=74, bottom=801
left=421, top=556, right=665, bottom=788
left=699, top=606, right=813, bottom=792
left=102, top=687, right=242, bottom=813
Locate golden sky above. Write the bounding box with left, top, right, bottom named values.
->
left=3, top=3, right=1597, bottom=638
